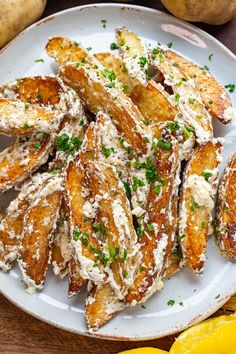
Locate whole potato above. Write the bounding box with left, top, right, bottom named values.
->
left=161, top=0, right=236, bottom=25
left=0, top=0, right=47, bottom=48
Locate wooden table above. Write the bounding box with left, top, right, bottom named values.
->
left=0, top=1, right=235, bottom=353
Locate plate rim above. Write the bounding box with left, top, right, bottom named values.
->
left=0, top=2, right=235, bottom=341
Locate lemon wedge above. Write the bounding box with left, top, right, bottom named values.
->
left=170, top=313, right=236, bottom=354
left=119, top=348, right=168, bottom=354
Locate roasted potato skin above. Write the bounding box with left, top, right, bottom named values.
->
left=46, top=36, right=87, bottom=65
left=19, top=177, right=63, bottom=289
left=179, top=140, right=223, bottom=274
left=126, top=139, right=179, bottom=304
left=0, top=198, right=28, bottom=271
left=0, top=76, right=63, bottom=106
left=215, top=152, right=236, bottom=259
left=68, top=256, right=85, bottom=296
left=0, top=99, right=61, bottom=136
left=85, top=283, right=124, bottom=331
left=0, top=134, right=51, bottom=192
left=165, top=50, right=233, bottom=124
left=61, top=64, right=148, bottom=154
left=86, top=161, right=139, bottom=299
left=51, top=201, right=70, bottom=278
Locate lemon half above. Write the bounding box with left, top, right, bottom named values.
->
left=119, top=348, right=168, bottom=354
left=170, top=313, right=236, bottom=354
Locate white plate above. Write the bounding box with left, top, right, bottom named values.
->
left=0, top=3, right=236, bottom=341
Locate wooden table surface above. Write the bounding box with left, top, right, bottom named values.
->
left=0, top=1, right=235, bottom=353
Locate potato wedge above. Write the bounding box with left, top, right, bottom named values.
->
left=94, top=52, right=133, bottom=95
left=0, top=173, right=51, bottom=272
left=46, top=36, right=88, bottom=66
left=0, top=76, right=87, bottom=125
left=215, top=152, right=236, bottom=259
left=51, top=200, right=70, bottom=278
left=86, top=161, right=140, bottom=300
left=61, top=63, right=150, bottom=154
left=96, top=53, right=177, bottom=125
left=68, top=255, right=85, bottom=297
left=0, top=76, right=64, bottom=106
left=65, top=157, right=104, bottom=284
left=161, top=162, right=182, bottom=278
left=0, top=133, right=52, bottom=192
left=85, top=283, right=125, bottom=331
left=126, top=137, right=179, bottom=304
left=18, top=175, right=63, bottom=293
left=0, top=99, right=63, bottom=136
left=178, top=139, right=223, bottom=274
left=165, top=50, right=234, bottom=124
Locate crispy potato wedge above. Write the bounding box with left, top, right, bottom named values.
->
left=68, top=255, right=85, bottom=297
left=116, top=28, right=148, bottom=58
left=51, top=200, right=70, bottom=278
left=126, top=137, right=179, bottom=304
left=61, top=63, right=150, bottom=154
left=161, top=161, right=182, bottom=278
left=179, top=139, right=223, bottom=274
left=0, top=76, right=87, bottom=125
left=96, top=53, right=177, bottom=124
left=0, top=173, right=51, bottom=272
left=86, top=161, right=140, bottom=300
left=0, top=99, right=63, bottom=136
left=46, top=36, right=88, bottom=66
left=18, top=175, right=63, bottom=292
left=0, top=133, right=52, bottom=192
left=94, top=52, right=133, bottom=95
left=0, top=197, right=28, bottom=272
left=165, top=50, right=234, bottom=124
left=65, top=157, right=104, bottom=284
left=117, top=28, right=213, bottom=143
left=92, top=111, right=131, bottom=182
left=0, top=76, right=64, bottom=106
left=215, top=152, right=236, bottom=259
left=85, top=283, right=125, bottom=331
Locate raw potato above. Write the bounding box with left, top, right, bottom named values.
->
left=161, top=0, right=236, bottom=25
left=0, top=0, right=47, bottom=48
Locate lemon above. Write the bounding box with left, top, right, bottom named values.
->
left=118, top=348, right=168, bottom=354
left=170, top=313, right=236, bottom=354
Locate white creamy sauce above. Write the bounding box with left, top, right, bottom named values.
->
left=185, top=174, right=214, bottom=209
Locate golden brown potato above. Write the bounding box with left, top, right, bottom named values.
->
left=179, top=139, right=223, bottom=274
left=215, top=152, right=236, bottom=259
left=126, top=138, right=179, bottom=304
left=116, top=28, right=147, bottom=58
left=116, top=28, right=213, bottom=144
left=46, top=36, right=88, bottom=65
left=0, top=76, right=63, bottom=106
left=85, top=283, right=125, bottom=331
left=86, top=161, right=139, bottom=299
left=94, top=52, right=133, bottom=95
left=51, top=201, right=70, bottom=278
left=0, top=173, right=52, bottom=272
left=0, top=133, right=52, bottom=192
left=18, top=176, right=63, bottom=292
left=165, top=50, right=233, bottom=124
left=65, top=158, right=102, bottom=284
left=61, top=64, right=149, bottom=154
left=95, top=52, right=177, bottom=124
left=0, top=99, right=63, bottom=136
left=68, top=255, right=85, bottom=297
